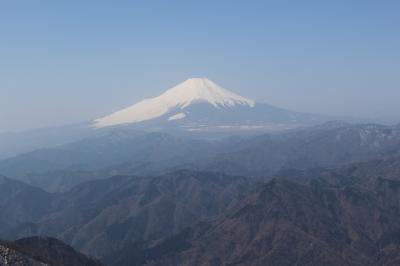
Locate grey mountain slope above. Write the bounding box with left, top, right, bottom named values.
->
left=4, top=170, right=256, bottom=261
left=122, top=157, right=400, bottom=266
left=0, top=175, right=54, bottom=233
left=3, top=153, right=400, bottom=265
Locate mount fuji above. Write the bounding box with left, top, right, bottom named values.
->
left=0, top=78, right=330, bottom=159
left=94, top=78, right=326, bottom=132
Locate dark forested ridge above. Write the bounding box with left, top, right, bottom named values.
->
left=1, top=170, right=256, bottom=261
left=0, top=236, right=102, bottom=266
left=122, top=157, right=400, bottom=266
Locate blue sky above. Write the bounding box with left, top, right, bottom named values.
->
left=1, top=0, right=399, bottom=132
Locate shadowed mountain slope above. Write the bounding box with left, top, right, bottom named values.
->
left=0, top=236, right=102, bottom=266
left=0, top=175, right=54, bottom=233
left=119, top=157, right=400, bottom=266
left=4, top=170, right=256, bottom=261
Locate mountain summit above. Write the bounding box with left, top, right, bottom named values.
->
left=94, top=78, right=255, bottom=128
left=94, top=78, right=327, bottom=132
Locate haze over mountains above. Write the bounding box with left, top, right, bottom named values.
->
left=0, top=78, right=335, bottom=159
left=2, top=126, right=400, bottom=265
left=2, top=0, right=399, bottom=264
left=1, top=79, right=400, bottom=265
left=1, top=122, right=399, bottom=193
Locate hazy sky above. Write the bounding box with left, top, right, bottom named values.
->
left=1, top=0, right=399, bottom=133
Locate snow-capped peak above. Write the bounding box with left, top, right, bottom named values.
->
left=94, top=78, right=255, bottom=128
left=160, top=78, right=255, bottom=108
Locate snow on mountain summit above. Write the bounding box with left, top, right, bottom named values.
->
left=161, top=78, right=255, bottom=108
left=94, top=78, right=255, bottom=128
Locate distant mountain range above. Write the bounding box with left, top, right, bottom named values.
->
left=1, top=79, right=399, bottom=265
left=0, top=78, right=340, bottom=159
left=1, top=122, right=400, bottom=192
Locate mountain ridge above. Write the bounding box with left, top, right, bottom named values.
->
left=121, top=160, right=400, bottom=266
